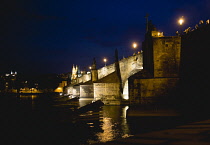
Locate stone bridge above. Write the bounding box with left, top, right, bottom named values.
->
left=64, top=19, right=210, bottom=106
left=65, top=52, right=143, bottom=104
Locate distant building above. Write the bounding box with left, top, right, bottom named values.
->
left=0, top=71, right=18, bottom=92
left=54, top=81, right=67, bottom=93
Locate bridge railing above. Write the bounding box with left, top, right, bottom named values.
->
left=98, top=63, right=115, bottom=79
left=75, top=73, right=91, bottom=84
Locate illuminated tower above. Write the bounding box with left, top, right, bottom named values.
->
left=71, top=64, right=77, bottom=80
left=142, top=20, right=181, bottom=77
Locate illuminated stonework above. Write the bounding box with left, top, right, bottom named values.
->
left=64, top=52, right=143, bottom=105
left=94, top=83, right=120, bottom=100
left=129, top=26, right=181, bottom=104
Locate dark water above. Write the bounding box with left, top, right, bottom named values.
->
left=0, top=94, right=199, bottom=145
left=0, top=94, right=131, bottom=145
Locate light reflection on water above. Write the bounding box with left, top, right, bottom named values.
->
left=19, top=94, right=37, bottom=103
left=18, top=94, right=38, bottom=110
left=97, top=117, right=114, bottom=142
left=86, top=106, right=131, bottom=144
left=13, top=95, right=132, bottom=144
left=19, top=94, right=37, bottom=98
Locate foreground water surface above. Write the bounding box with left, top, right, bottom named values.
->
left=1, top=94, right=131, bottom=145
left=0, top=93, right=192, bottom=145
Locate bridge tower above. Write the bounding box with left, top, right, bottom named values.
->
left=129, top=20, right=181, bottom=105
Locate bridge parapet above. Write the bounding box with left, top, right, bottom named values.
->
left=98, top=63, right=115, bottom=79
left=97, top=53, right=143, bottom=81
left=71, top=53, right=143, bottom=86
left=75, top=73, right=91, bottom=84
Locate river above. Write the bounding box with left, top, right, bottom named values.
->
left=1, top=94, right=132, bottom=145
left=0, top=93, right=190, bottom=145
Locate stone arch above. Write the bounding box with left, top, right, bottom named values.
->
left=122, top=69, right=142, bottom=100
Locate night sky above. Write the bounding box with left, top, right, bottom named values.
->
left=1, top=0, right=209, bottom=75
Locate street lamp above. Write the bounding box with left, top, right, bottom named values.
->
left=178, top=17, right=184, bottom=25
left=103, top=58, right=107, bottom=66
left=133, top=42, right=137, bottom=49
left=178, top=16, right=184, bottom=35
left=132, top=42, right=138, bottom=55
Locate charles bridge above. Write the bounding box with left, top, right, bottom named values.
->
left=65, top=50, right=143, bottom=105
left=63, top=19, right=210, bottom=110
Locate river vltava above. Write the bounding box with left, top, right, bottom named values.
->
left=1, top=94, right=133, bottom=145
left=1, top=93, right=188, bottom=145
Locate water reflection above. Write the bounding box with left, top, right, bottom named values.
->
left=19, top=94, right=37, bottom=99
left=16, top=94, right=38, bottom=111
left=87, top=106, right=131, bottom=144
left=97, top=117, right=114, bottom=142
left=3, top=94, right=132, bottom=144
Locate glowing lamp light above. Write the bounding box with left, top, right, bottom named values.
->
left=178, top=17, right=184, bottom=25
left=103, top=58, right=107, bottom=66
left=133, top=42, right=137, bottom=49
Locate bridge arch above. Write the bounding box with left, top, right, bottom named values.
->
left=118, top=54, right=143, bottom=100
left=122, top=68, right=143, bottom=100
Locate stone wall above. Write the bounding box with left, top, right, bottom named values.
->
left=129, top=34, right=181, bottom=105
left=80, top=85, right=94, bottom=98
left=129, top=78, right=179, bottom=104
left=93, top=83, right=120, bottom=100
left=153, top=37, right=181, bottom=78
left=73, top=86, right=80, bottom=96
left=65, top=86, right=73, bottom=95
left=140, top=78, right=179, bottom=103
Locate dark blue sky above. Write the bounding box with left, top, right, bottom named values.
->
left=1, top=0, right=209, bottom=75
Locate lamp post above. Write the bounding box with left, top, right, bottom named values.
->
left=178, top=16, right=184, bottom=35
left=132, top=42, right=138, bottom=55
left=103, top=58, right=107, bottom=66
